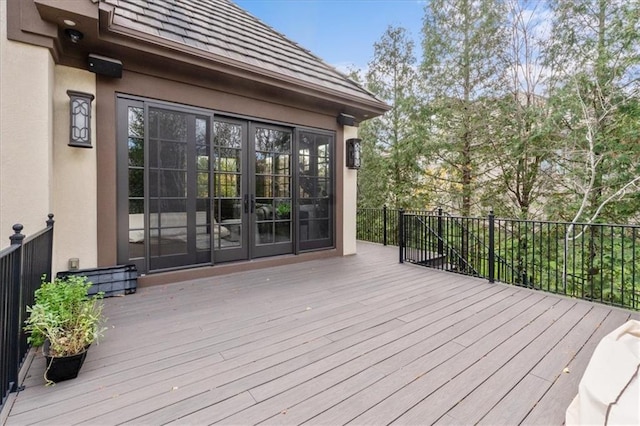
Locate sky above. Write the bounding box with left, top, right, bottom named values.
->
left=234, top=0, right=426, bottom=72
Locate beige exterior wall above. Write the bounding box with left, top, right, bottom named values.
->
left=342, top=125, right=359, bottom=255
left=51, top=66, right=97, bottom=272
left=0, top=5, right=54, bottom=245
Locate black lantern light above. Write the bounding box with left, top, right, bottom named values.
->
left=346, top=138, right=361, bottom=169
left=67, top=90, right=95, bottom=148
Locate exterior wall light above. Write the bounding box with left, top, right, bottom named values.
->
left=65, top=28, right=84, bottom=44
left=346, top=138, right=361, bottom=169
left=67, top=90, right=94, bottom=148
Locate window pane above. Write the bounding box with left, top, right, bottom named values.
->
left=129, top=199, right=144, bottom=215
left=196, top=226, right=210, bottom=251
left=196, top=199, right=210, bottom=225
left=128, top=138, right=144, bottom=167
left=197, top=172, right=210, bottom=197
left=275, top=154, right=290, bottom=175
left=158, top=228, right=187, bottom=255
left=196, top=117, right=208, bottom=145
left=129, top=169, right=144, bottom=197
left=255, top=175, right=273, bottom=198
left=255, top=152, right=272, bottom=174
left=128, top=107, right=144, bottom=138
left=159, top=141, right=187, bottom=169
left=160, top=171, right=187, bottom=197
left=275, top=222, right=291, bottom=242
left=214, top=122, right=242, bottom=148
left=158, top=111, right=187, bottom=141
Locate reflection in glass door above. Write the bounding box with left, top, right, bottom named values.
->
left=298, top=131, right=334, bottom=250
left=118, top=99, right=214, bottom=273
left=252, top=125, right=293, bottom=258
left=118, top=97, right=333, bottom=274
left=147, top=108, right=213, bottom=271
left=212, top=119, right=248, bottom=262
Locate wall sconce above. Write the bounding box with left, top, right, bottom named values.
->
left=67, top=90, right=95, bottom=148
left=346, top=138, right=361, bottom=169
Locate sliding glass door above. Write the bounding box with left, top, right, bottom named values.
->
left=117, top=97, right=334, bottom=274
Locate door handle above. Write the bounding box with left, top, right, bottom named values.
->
left=250, top=195, right=255, bottom=213
left=244, top=194, right=249, bottom=214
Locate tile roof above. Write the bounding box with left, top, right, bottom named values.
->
left=103, top=0, right=383, bottom=106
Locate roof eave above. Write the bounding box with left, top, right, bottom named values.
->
left=98, top=4, right=389, bottom=120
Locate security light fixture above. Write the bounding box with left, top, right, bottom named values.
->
left=67, top=90, right=95, bottom=148
left=346, top=138, right=361, bottom=169
left=65, top=28, right=84, bottom=43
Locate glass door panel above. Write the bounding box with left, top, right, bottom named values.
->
left=125, top=104, right=146, bottom=270
left=252, top=126, right=293, bottom=257
left=148, top=108, right=195, bottom=270
left=118, top=97, right=334, bottom=273
left=298, top=131, right=334, bottom=250
left=212, top=119, right=248, bottom=262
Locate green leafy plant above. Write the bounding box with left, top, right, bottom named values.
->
left=24, top=275, right=105, bottom=358
left=276, top=202, right=291, bottom=217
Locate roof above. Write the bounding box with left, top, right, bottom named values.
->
left=102, top=0, right=385, bottom=109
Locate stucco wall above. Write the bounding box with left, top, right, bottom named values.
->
left=342, top=125, right=358, bottom=255
left=51, top=66, right=97, bottom=272
left=0, top=4, right=54, bottom=245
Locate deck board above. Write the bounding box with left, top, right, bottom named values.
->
left=4, top=242, right=636, bottom=425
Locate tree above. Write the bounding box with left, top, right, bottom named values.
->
left=421, top=0, right=509, bottom=217
left=356, top=25, right=425, bottom=209
left=545, top=0, right=640, bottom=297
left=546, top=0, right=640, bottom=224
left=487, top=0, right=560, bottom=219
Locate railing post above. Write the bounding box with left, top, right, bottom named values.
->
left=44, top=214, right=54, bottom=283
left=383, top=205, right=388, bottom=246
left=488, top=210, right=495, bottom=283
left=437, top=208, right=444, bottom=256
left=46, top=213, right=55, bottom=228
left=399, top=208, right=405, bottom=263
left=8, top=224, right=24, bottom=393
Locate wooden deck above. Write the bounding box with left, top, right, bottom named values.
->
left=4, top=242, right=638, bottom=425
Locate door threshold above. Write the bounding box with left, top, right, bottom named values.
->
left=137, top=249, right=338, bottom=287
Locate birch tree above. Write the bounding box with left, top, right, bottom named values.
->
left=545, top=0, right=640, bottom=296
left=546, top=0, right=640, bottom=224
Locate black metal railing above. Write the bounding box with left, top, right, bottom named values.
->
left=357, top=206, right=395, bottom=246
left=357, top=207, right=640, bottom=311
left=357, top=206, right=437, bottom=247
left=0, top=215, right=54, bottom=412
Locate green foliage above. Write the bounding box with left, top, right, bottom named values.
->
left=356, top=25, right=428, bottom=210
left=24, top=275, right=105, bottom=357
left=420, top=0, right=508, bottom=216
left=276, top=202, right=290, bottom=217
left=354, top=0, right=639, bottom=225
left=543, top=0, right=640, bottom=224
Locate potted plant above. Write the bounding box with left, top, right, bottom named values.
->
left=24, top=275, right=105, bottom=384
left=276, top=202, right=291, bottom=219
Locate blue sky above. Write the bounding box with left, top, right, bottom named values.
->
left=234, top=0, right=425, bottom=72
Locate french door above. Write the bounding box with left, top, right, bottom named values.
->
left=118, top=100, right=215, bottom=272
left=117, top=97, right=332, bottom=274
left=212, top=119, right=293, bottom=261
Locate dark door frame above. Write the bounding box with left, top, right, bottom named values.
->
left=117, top=95, right=335, bottom=274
